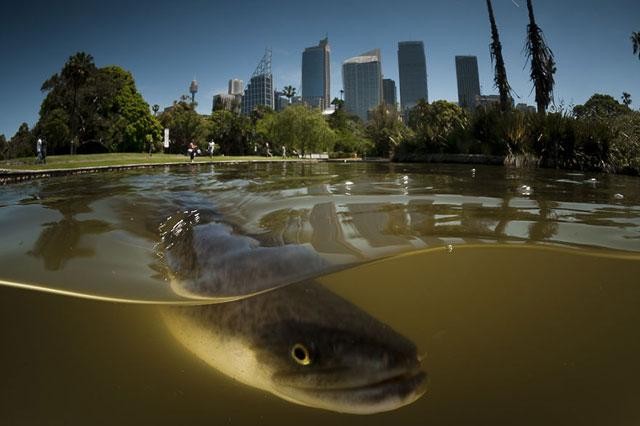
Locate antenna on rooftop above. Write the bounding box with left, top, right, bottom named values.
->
left=252, top=48, right=272, bottom=78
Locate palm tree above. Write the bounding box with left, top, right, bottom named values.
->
left=61, top=52, right=96, bottom=154
left=486, top=0, right=512, bottom=112
left=632, top=32, right=640, bottom=60
left=622, top=92, right=632, bottom=108
left=282, top=85, right=296, bottom=104
left=152, top=104, right=160, bottom=116
left=525, top=0, right=556, bottom=114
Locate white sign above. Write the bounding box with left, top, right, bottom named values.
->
left=163, top=128, right=170, bottom=148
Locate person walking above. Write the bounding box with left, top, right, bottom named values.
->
left=36, top=138, right=43, bottom=164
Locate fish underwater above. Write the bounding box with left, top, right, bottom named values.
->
left=163, top=281, right=427, bottom=414
left=161, top=211, right=427, bottom=414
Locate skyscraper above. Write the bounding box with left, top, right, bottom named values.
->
left=302, top=37, right=331, bottom=110
left=455, top=56, right=481, bottom=109
left=383, top=79, right=397, bottom=107
left=228, top=79, right=244, bottom=96
left=342, top=49, right=383, bottom=121
left=242, top=50, right=274, bottom=115
left=397, top=41, right=428, bottom=112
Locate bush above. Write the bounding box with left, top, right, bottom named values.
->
left=607, top=112, right=640, bottom=175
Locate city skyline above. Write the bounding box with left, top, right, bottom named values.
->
left=1, top=0, right=638, bottom=135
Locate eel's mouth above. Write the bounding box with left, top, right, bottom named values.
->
left=274, top=366, right=427, bottom=414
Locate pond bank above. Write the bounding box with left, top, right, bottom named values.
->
left=0, top=158, right=320, bottom=185
left=393, top=153, right=506, bottom=165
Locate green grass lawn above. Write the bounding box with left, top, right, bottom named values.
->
left=0, top=153, right=294, bottom=171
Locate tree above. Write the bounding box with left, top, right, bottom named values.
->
left=93, top=66, right=162, bottom=152
left=632, top=32, right=640, bottom=60
left=256, top=105, right=335, bottom=157
left=8, top=123, right=35, bottom=159
left=0, top=134, right=8, bottom=161
left=207, top=110, right=251, bottom=155
left=34, top=108, right=70, bottom=155
left=525, top=0, right=556, bottom=114
left=622, top=92, right=632, bottom=108
left=41, top=52, right=97, bottom=153
left=486, top=0, right=512, bottom=112
left=282, top=86, right=296, bottom=104
left=152, top=104, right=160, bottom=116
left=158, top=99, right=206, bottom=153
left=38, top=53, right=161, bottom=153
left=573, top=94, right=629, bottom=120
left=327, top=107, right=371, bottom=156
left=366, top=104, right=412, bottom=157
left=407, top=100, right=468, bottom=153
left=331, top=97, right=345, bottom=110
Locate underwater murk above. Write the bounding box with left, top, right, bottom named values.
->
left=1, top=163, right=639, bottom=425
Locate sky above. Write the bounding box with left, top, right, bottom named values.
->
left=0, top=0, right=638, bottom=137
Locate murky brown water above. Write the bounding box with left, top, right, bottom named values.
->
left=1, top=162, right=639, bottom=425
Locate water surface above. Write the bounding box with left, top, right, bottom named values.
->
left=1, top=162, right=639, bottom=424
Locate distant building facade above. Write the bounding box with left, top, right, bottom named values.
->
left=383, top=78, right=397, bottom=107
left=397, top=41, right=428, bottom=112
left=516, top=103, right=537, bottom=113
left=274, top=91, right=289, bottom=111
left=228, top=79, right=244, bottom=96
left=342, top=49, right=383, bottom=121
left=455, top=56, right=481, bottom=109
left=242, top=50, right=274, bottom=115
left=213, top=93, right=241, bottom=113
left=476, top=94, right=500, bottom=109
left=302, top=37, right=331, bottom=110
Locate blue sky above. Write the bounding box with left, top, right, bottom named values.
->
left=0, top=0, right=638, bottom=137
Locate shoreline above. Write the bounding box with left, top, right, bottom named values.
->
left=0, top=157, right=323, bottom=185
left=2, top=152, right=638, bottom=185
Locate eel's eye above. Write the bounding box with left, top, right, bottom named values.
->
left=291, top=343, right=312, bottom=366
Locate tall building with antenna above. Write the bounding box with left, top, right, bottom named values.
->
left=242, top=49, right=274, bottom=115
left=189, top=79, right=198, bottom=104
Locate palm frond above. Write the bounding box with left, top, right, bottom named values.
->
left=487, top=0, right=512, bottom=111
left=525, top=0, right=555, bottom=114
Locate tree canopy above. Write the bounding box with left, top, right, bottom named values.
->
left=407, top=100, right=468, bottom=153
left=256, top=105, right=336, bottom=156
left=207, top=110, right=251, bottom=155
left=573, top=94, right=630, bottom=120
left=366, top=104, right=412, bottom=157
left=37, top=52, right=161, bottom=154
left=158, top=97, right=207, bottom=153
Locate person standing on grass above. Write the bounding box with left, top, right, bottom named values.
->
left=41, top=139, right=47, bottom=164
left=36, top=138, right=43, bottom=163
left=208, top=140, right=216, bottom=158
left=188, top=141, right=197, bottom=162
